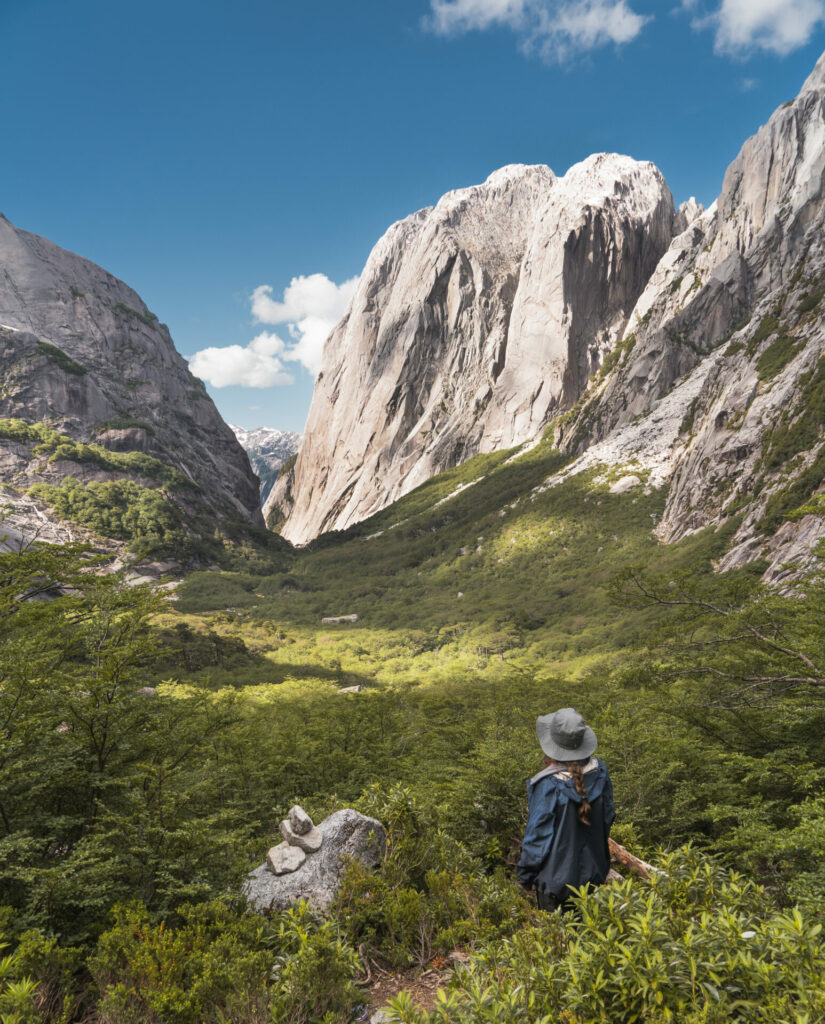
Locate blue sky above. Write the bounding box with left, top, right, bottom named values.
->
left=2, top=0, right=824, bottom=432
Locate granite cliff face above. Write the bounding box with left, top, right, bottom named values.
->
left=555, top=51, right=825, bottom=578
left=271, top=49, right=825, bottom=577
left=268, top=155, right=675, bottom=542
left=0, top=215, right=262, bottom=546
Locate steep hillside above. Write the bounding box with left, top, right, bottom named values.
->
left=230, top=425, right=301, bottom=504
left=270, top=50, right=825, bottom=580
left=0, top=214, right=262, bottom=553
left=267, top=156, right=676, bottom=542
left=561, top=52, right=825, bottom=579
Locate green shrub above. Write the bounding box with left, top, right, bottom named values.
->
left=268, top=903, right=361, bottom=1023
left=680, top=396, right=700, bottom=436
left=756, top=333, right=802, bottom=381
left=335, top=787, right=529, bottom=967
left=90, top=900, right=360, bottom=1024
left=759, top=447, right=825, bottom=533
left=598, top=332, right=636, bottom=380
left=746, top=314, right=780, bottom=354
left=0, top=934, right=37, bottom=1024
left=95, top=417, right=155, bottom=436
left=11, top=929, right=84, bottom=1024
left=760, top=357, right=825, bottom=472
left=114, top=301, right=160, bottom=328
left=385, top=850, right=825, bottom=1024
left=90, top=902, right=272, bottom=1024
left=0, top=417, right=189, bottom=488
left=30, top=477, right=187, bottom=554
left=798, top=287, right=824, bottom=314
left=35, top=341, right=87, bottom=375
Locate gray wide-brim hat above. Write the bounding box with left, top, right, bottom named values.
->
left=536, top=707, right=597, bottom=761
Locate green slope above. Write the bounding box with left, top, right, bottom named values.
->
left=175, top=435, right=737, bottom=684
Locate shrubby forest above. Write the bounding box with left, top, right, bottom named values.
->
left=2, top=438, right=825, bottom=1022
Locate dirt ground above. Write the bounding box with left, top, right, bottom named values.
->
left=357, top=951, right=470, bottom=1019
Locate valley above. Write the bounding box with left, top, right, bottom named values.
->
left=3, top=37, right=825, bottom=1024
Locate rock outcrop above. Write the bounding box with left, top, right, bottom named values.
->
left=244, top=808, right=386, bottom=915
left=0, top=215, right=262, bottom=542
left=267, top=156, right=675, bottom=544
left=556, top=49, right=825, bottom=578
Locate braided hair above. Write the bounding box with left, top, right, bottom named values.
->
left=565, top=759, right=592, bottom=825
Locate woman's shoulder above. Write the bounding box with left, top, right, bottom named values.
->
left=527, top=764, right=565, bottom=788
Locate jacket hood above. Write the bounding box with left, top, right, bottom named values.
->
left=534, top=758, right=610, bottom=805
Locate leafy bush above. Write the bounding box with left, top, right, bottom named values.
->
left=760, top=357, right=825, bottom=472
left=268, top=903, right=361, bottom=1023
left=0, top=417, right=189, bottom=488
left=30, top=477, right=187, bottom=555
left=35, top=341, right=87, bottom=375
left=95, top=417, right=156, bottom=435
left=114, top=301, right=160, bottom=328
left=10, top=929, right=84, bottom=1024
left=335, top=787, right=529, bottom=967
left=797, top=287, right=824, bottom=314
left=756, top=333, right=802, bottom=381
left=384, top=850, right=825, bottom=1024
left=746, top=314, right=780, bottom=353
left=91, top=902, right=272, bottom=1024
left=90, top=900, right=360, bottom=1024
left=598, top=332, right=636, bottom=380
left=758, top=446, right=825, bottom=533
left=0, top=936, right=37, bottom=1024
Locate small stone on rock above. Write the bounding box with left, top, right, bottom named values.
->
left=266, top=842, right=306, bottom=875
left=280, top=819, right=323, bottom=852
left=288, top=805, right=313, bottom=835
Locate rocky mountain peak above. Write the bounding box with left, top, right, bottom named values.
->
left=0, top=215, right=262, bottom=548
left=270, top=48, right=825, bottom=577
left=266, top=153, right=674, bottom=544
left=801, top=49, right=825, bottom=94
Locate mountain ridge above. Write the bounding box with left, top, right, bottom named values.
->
left=0, top=214, right=263, bottom=553
left=269, top=48, right=825, bottom=580
left=267, top=153, right=676, bottom=541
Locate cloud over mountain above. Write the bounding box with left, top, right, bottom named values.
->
left=188, top=272, right=359, bottom=388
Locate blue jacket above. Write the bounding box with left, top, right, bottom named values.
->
left=517, top=758, right=615, bottom=899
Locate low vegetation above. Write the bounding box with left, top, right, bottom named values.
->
left=34, top=341, right=87, bottom=376
left=30, top=477, right=187, bottom=554
left=0, top=417, right=190, bottom=488
left=2, top=436, right=825, bottom=1021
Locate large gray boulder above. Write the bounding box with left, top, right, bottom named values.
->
left=244, top=809, right=386, bottom=915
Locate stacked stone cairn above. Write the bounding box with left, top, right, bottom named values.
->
left=266, top=805, right=324, bottom=876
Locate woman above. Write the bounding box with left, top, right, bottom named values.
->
left=517, top=707, right=615, bottom=911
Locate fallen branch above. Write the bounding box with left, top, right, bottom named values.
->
left=609, top=839, right=664, bottom=880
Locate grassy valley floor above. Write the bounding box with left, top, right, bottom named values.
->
left=2, top=436, right=824, bottom=1022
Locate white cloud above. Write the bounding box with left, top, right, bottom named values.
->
left=251, top=273, right=359, bottom=326
left=188, top=272, right=358, bottom=388
left=429, top=0, right=529, bottom=33
left=692, top=0, right=825, bottom=55
left=251, top=273, right=359, bottom=376
left=426, top=0, right=650, bottom=60
left=189, top=332, right=294, bottom=388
